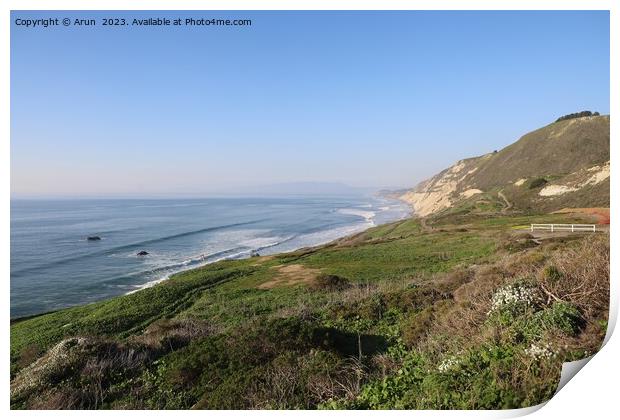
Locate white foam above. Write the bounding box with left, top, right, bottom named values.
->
left=125, top=248, right=252, bottom=294
left=297, top=222, right=371, bottom=246
left=337, top=208, right=376, bottom=224
left=125, top=200, right=410, bottom=295
left=126, top=278, right=167, bottom=294
left=239, top=235, right=292, bottom=249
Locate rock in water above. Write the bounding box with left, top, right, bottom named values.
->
left=137, top=251, right=149, bottom=256
left=87, top=236, right=101, bottom=241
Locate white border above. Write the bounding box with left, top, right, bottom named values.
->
left=2, top=2, right=616, bottom=419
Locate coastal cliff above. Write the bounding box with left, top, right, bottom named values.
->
left=399, top=114, right=610, bottom=216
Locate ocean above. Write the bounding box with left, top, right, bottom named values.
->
left=10, top=196, right=410, bottom=318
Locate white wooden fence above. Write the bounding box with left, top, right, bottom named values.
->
left=530, top=223, right=596, bottom=233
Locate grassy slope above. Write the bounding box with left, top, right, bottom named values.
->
left=470, top=115, right=610, bottom=190
left=10, top=211, right=609, bottom=409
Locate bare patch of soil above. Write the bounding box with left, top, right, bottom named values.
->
left=257, top=264, right=321, bottom=289
left=553, top=207, right=610, bottom=224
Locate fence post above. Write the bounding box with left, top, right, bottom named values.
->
left=594, top=225, right=596, bottom=233
left=571, top=224, right=574, bottom=232
left=551, top=224, right=554, bottom=232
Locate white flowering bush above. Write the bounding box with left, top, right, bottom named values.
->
left=487, top=282, right=540, bottom=316
left=437, top=355, right=460, bottom=373
left=524, top=343, right=556, bottom=361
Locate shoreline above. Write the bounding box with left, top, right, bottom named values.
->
left=11, top=198, right=413, bottom=321
left=125, top=201, right=413, bottom=294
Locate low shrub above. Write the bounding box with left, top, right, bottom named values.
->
left=17, top=344, right=42, bottom=371
left=402, top=307, right=434, bottom=347
left=383, top=286, right=447, bottom=313
left=541, top=265, right=563, bottom=284
left=536, top=302, right=584, bottom=336
left=311, top=274, right=352, bottom=292
left=502, top=236, right=539, bottom=252
left=434, top=269, right=473, bottom=293
left=132, top=317, right=216, bottom=350
left=528, top=178, right=548, bottom=189
left=11, top=337, right=154, bottom=409
left=539, top=234, right=609, bottom=319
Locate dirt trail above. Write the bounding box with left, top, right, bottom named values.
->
left=419, top=217, right=433, bottom=233
left=498, top=190, right=512, bottom=213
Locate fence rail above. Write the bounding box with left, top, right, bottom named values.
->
left=530, top=223, right=596, bottom=233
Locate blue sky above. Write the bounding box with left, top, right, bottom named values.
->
left=11, top=11, right=609, bottom=197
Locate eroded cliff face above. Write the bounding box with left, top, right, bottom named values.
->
left=399, top=155, right=488, bottom=216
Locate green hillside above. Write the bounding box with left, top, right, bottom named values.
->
left=471, top=115, right=609, bottom=189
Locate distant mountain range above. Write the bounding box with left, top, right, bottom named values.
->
left=394, top=113, right=610, bottom=216
left=220, top=181, right=375, bottom=197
